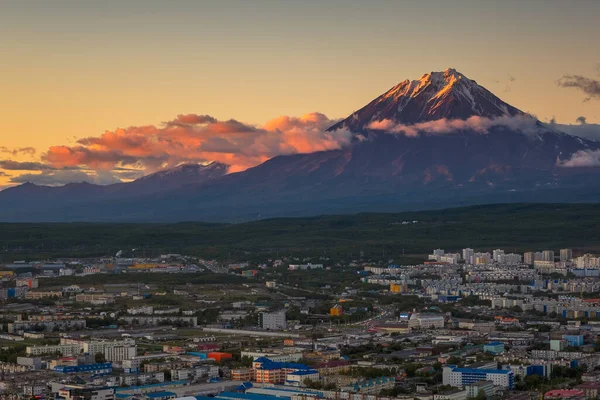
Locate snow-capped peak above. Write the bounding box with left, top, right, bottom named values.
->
left=138, top=162, right=228, bottom=181
left=328, top=69, right=525, bottom=132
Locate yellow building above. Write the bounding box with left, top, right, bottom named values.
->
left=0, top=271, right=14, bottom=278
left=390, top=281, right=408, bottom=293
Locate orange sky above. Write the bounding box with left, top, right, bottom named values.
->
left=1, top=0, right=599, bottom=187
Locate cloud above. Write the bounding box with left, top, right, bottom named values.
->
left=164, top=114, right=217, bottom=127
left=557, top=150, right=600, bottom=168
left=576, top=116, right=587, bottom=125
left=41, top=112, right=351, bottom=174
left=9, top=170, right=123, bottom=186
left=557, top=75, right=600, bottom=101
left=0, top=160, right=60, bottom=171
left=366, top=115, right=540, bottom=137
left=0, top=147, right=36, bottom=156
left=554, top=122, right=600, bottom=142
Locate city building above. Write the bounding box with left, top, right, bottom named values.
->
left=443, top=366, right=514, bottom=389
left=258, top=310, right=287, bottom=330
left=465, top=380, right=495, bottom=399
left=543, top=250, right=555, bottom=262
left=409, top=313, right=445, bottom=330
left=483, top=342, right=505, bottom=355
left=561, top=249, right=573, bottom=262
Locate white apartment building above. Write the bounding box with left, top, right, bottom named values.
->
left=259, top=310, right=287, bottom=330
left=560, top=249, right=573, bottom=262
left=127, top=306, right=154, bottom=315
left=575, top=254, right=600, bottom=268
left=409, top=313, right=445, bottom=330
left=104, top=345, right=136, bottom=362
left=542, top=250, right=555, bottom=262
left=26, top=344, right=81, bottom=356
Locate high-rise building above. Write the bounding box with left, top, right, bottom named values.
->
left=463, top=248, right=474, bottom=264
left=560, top=249, right=573, bottom=262
left=473, top=252, right=492, bottom=265
left=259, top=310, right=286, bottom=330
left=542, top=250, right=555, bottom=262
left=493, top=249, right=505, bottom=262
left=497, top=253, right=522, bottom=265
left=524, top=252, right=534, bottom=265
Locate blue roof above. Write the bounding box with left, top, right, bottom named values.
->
left=452, top=367, right=511, bottom=374
left=254, top=358, right=312, bottom=371
left=187, top=352, right=208, bottom=358
left=485, top=342, right=504, bottom=346
left=288, top=370, right=319, bottom=375
left=146, top=392, right=176, bottom=399
left=217, top=392, right=281, bottom=400
left=236, top=382, right=254, bottom=391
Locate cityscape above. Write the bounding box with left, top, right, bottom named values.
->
left=1, top=247, right=600, bottom=399
left=2, top=0, right=600, bottom=399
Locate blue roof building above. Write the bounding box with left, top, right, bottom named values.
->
left=54, top=362, right=112, bottom=374
left=444, top=365, right=514, bottom=389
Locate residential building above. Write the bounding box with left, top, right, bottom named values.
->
left=466, top=380, right=495, bottom=399
left=409, top=313, right=445, bottom=330
left=259, top=310, right=286, bottom=330
left=542, top=250, right=555, bottom=262
left=561, top=249, right=573, bottom=262
left=443, top=366, right=514, bottom=389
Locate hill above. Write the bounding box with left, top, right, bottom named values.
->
left=0, top=203, right=599, bottom=262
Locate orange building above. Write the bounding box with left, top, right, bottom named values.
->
left=208, top=352, right=233, bottom=362
left=255, top=368, right=286, bottom=383
left=330, top=304, right=343, bottom=316
left=231, top=368, right=254, bottom=381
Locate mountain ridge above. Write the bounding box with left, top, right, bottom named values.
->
left=1, top=69, right=600, bottom=222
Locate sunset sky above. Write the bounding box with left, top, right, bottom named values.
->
left=1, top=0, right=599, bottom=187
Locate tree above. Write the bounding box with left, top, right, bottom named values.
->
left=475, top=389, right=487, bottom=400
left=95, top=352, right=106, bottom=363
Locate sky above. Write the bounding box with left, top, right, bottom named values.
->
left=1, top=0, right=599, bottom=186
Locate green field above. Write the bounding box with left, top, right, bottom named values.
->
left=0, top=203, right=599, bottom=261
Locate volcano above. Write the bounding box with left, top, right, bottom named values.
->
left=329, top=68, right=525, bottom=131
left=1, top=69, right=599, bottom=222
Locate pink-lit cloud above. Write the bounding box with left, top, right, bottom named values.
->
left=33, top=112, right=352, bottom=176
left=366, top=115, right=540, bottom=136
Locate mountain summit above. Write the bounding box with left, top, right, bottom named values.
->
left=329, top=68, right=524, bottom=132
